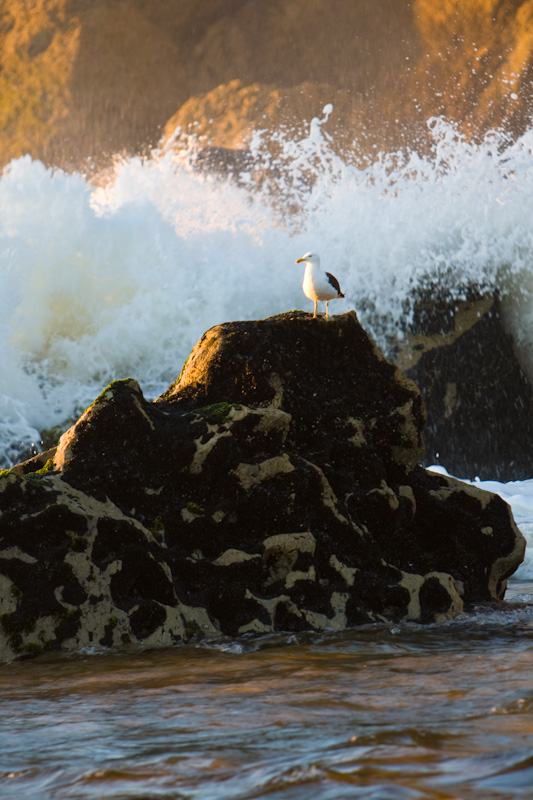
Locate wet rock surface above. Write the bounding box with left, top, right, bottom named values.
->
left=0, top=311, right=525, bottom=661
left=395, top=290, right=533, bottom=480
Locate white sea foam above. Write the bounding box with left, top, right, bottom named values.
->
left=2, top=113, right=533, bottom=472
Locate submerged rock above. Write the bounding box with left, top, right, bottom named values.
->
left=0, top=311, right=525, bottom=661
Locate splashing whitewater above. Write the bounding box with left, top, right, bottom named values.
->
left=2, top=110, right=533, bottom=469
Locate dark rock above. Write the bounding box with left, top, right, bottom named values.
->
left=194, top=146, right=255, bottom=184
left=0, top=311, right=525, bottom=662
left=395, top=290, right=533, bottom=480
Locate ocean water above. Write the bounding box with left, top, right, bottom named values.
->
left=3, top=593, right=533, bottom=800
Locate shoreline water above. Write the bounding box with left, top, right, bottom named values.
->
left=2, top=575, right=533, bottom=800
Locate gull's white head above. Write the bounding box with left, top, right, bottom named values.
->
left=295, top=252, right=320, bottom=266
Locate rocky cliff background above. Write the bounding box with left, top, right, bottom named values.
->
left=1, top=0, right=532, bottom=172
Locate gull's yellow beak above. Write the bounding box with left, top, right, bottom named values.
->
left=295, top=257, right=305, bottom=263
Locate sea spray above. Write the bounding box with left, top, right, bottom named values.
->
left=2, top=114, right=533, bottom=469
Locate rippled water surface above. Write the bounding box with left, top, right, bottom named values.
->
left=2, top=581, right=533, bottom=800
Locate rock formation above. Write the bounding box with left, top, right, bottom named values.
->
left=0, top=311, right=525, bottom=662
left=392, top=289, right=533, bottom=480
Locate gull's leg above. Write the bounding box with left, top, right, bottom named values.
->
left=313, top=300, right=317, bottom=318
left=325, top=300, right=329, bottom=317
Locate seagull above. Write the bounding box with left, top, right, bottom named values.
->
left=295, top=252, right=345, bottom=318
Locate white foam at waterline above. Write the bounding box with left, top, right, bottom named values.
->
left=428, top=466, right=533, bottom=580
left=2, top=118, right=533, bottom=464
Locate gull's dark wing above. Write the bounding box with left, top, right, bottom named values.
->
left=326, top=271, right=342, bottom=295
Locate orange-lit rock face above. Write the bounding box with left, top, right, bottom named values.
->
left=411, top=0, right=533, bottom=137
left=161, top=80, right=377, bottom=158
left=0, top=1, right=532, bottom=170
left=0, top=0, right=80, bottom=165
left=0, top=0, right=416, bottom=169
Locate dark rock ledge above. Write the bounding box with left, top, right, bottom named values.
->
left=0, top=311, right=525, bottom=662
